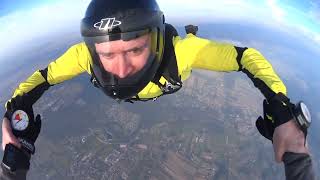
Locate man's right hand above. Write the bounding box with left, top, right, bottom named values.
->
left=2, top=117, right=21, bottom=150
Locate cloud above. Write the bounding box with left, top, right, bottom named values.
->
left=266, top=0, right=286, bottom=22
left=297, top=26, right=320, bottom=44
left=315, top=33, right=320, bottom=43
left=158, top=0, right=320, bottom=49
left=309, top=1, right=320, bottom=23
left=158, top=0, right=262, bottom=23
left=158, top=0, right=290, bottom=33
left=1, top=0, right=319, bottom=58
left=217, top=39, right=246, bottom=47
left=279, top=22, right=320, bottom=53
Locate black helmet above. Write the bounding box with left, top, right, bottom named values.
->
left=81, top=0, right=165, bottom=100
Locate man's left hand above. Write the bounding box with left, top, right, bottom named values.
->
left=273, top=119, right=309, bottom=163
left=256, top=93, right=310, bottom=163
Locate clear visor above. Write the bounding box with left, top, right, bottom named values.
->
left=90, top=29, right=161, bottom=87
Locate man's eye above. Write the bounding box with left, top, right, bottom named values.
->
left=101, top=53, right=115, bottom=59
left=129, top=48, right=143, bottom=55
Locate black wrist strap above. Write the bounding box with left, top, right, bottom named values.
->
left=2, top=144, right=30, bottom=172
left=18, top=138, right=35, bottom=154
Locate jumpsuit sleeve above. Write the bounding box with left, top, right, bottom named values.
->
left=0, top=166, right=27, bottom=180
left=283, top=152, right=316, bottom=180
left=173, top=34, right=286, bottom=100
left=5, top=42, right=92, bottom=108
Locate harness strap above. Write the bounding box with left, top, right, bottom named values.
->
left=152, top=23, right=182, bottom=86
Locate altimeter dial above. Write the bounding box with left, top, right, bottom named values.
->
left=11, top=110, right=29, bottom=131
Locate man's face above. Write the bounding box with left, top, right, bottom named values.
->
left=95, top=34, right=151, bottom=79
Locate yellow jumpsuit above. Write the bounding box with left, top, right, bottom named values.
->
left=7, top=34, right=286, bottom=105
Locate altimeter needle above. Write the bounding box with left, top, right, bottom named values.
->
left=14, top=120, right=23, bottom=127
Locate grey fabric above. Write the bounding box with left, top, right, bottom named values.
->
left=0, top=165, right=27, bottom=180
left=283, top=152, right=315, bottom=180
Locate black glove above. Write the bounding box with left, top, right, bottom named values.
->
left=256, top=99, right=276, bottom=141
left=267, top=92, right=295, bottom=127
left=4, top=95, right=41, bottom=154
left=185, top=25, right=198, bottom=35
left=256, top=93, right=295, bottom=141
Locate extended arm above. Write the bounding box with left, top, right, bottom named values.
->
left=6, top=42, right=91, bottom=107
left=1, top=42, right=92, bottom=179
left=173, top=34, right=315, bottom=179
left=174, top=34, right=286, bottom=99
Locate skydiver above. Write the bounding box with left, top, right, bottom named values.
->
left=1, top=0, right=315, bottom=179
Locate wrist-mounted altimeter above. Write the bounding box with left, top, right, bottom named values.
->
left=2, top=110, right=34, bottom=172
left=292, top=101, right=311, bottom=132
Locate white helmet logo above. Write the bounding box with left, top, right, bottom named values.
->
left=94, top=18, right=122, bottom=31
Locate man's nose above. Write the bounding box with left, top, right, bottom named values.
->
left=116, top=54, right=131, bottom=78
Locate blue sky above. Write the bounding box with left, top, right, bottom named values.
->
left=159, top=0, right=320, bottom=45
left=278, top=0, right=320, bottom=37
left=1, top=0, right=319, bottom=29
left=0, top=0, right=57, bottom=16
left=0, top=0, right=319, bottom=57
